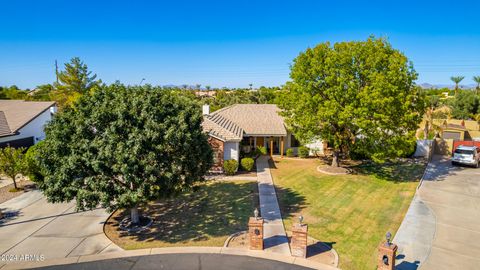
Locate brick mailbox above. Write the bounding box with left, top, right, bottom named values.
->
left=377, top=242, right=398, bottom=270
left=248, top=217, right=264, bottom=250
left=291, top=223, right=308, bottom=258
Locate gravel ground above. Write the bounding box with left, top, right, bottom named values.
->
left=0, top=180, right=36, bottom=204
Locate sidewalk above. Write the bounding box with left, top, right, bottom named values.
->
left=256, top=156, right=290, bottom=255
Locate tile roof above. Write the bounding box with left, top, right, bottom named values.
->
left=202, top=113, right=243, bottom=142
left=211, top=104, right=287, bottom=136
left=0, top=100, right=56, bottom=137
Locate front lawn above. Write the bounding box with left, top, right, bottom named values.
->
left=270, top=158, right=425, bottom=270
left=105, top=180, right=258, bottom=249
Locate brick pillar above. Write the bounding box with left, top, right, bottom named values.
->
left=249, top=217, right=264, bottom=250
left=377, top=242, right=397, bottom=270
left=291, top=223, right=308, bottom=258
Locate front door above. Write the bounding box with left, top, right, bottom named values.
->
left=256, top=137, right=264, bottom=148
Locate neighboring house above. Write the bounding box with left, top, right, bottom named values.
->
left=435, top=119, right=480, bottom=141
left=0, top=100, right=56, bottom=148
left=202, top=104, right=323, bottom=171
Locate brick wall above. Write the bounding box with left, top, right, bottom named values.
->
left=208, top=136, right=224, bottom=172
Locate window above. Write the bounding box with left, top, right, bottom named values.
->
left=290, top=134, right=301, bottom=147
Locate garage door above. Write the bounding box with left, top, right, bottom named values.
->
left=443, top=131, right=461, bottom=140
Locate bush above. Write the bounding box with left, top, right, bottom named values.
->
left=286, top=148, right=295, bottom=157
left=298, top=146, right=309, bottom=158
left=256, top=146, right=267, bottom=156
left=223, top=159, right=239, bottom=175
left=241, top=157, right=255, bottom=171
left=24, top=142, right=45, bottom=182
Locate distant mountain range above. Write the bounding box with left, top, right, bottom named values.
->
left=418, top=83, right=477, bottom=89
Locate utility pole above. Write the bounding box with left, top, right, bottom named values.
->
left=55, top=60, right=59, bottom=84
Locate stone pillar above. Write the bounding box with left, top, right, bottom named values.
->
left=377, top=242, right=397, bottom=270
left=249, top=217, right=264, bottom=250
left=291, top=223, right=308, bottom=258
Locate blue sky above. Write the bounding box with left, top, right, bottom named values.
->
left=1, top=0, right=479, bottom=89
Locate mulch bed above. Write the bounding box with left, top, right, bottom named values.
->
left=0, top=180, right=36, bottom=204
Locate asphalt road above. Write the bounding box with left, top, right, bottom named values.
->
left=34, top=253, right=315, bottom=270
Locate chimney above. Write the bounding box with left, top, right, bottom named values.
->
left=202, top=104, right=210, bottom=115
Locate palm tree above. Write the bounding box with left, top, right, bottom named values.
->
left=473, top=76, right=480, bottom=95
left=450, top=76, right=465, bottom=96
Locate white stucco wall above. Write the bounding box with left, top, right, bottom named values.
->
left=305, top=139, right=324, bottom=156
left=0, top=107, right=55, bottom=144
left=223, top=141, right=240, bottom=161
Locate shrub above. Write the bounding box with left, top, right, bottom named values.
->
left=298, top=146, right=309, bottom=158
left=286, top=148, right=295, bottom=157
left=256, top=146, right=267, bottom=156
left=241, top=157, right=255, bottom=171
left=24, top=142, right=45, bottom=182
left=223, top=159, right=239, bottom=175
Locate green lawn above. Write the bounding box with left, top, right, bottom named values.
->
left=105, top=180, right=258, bottom=249
left=270, top=158, right=425, bottom=270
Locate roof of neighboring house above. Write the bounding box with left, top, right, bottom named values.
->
left=210, top=104, right=287, bottom=136
left=0, top=100, right=56, bottom=137
left=202, top=113, right=243, bottom=142
left=444, top=123, right=468, bottom=131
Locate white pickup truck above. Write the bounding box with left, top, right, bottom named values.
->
left=451, top=145, right=480, bottom=168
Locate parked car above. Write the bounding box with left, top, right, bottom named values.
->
left=451, top=145, right=480, bottom=168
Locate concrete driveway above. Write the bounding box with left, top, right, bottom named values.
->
left=395, top=156, right=480, bottom=270
left=0, top=190, right=121, bottom=266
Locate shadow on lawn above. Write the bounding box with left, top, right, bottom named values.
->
left=108, top=181, right=261, bottom=244
left=350, top=160, right=426, bottom=183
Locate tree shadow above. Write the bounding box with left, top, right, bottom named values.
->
left=273, top=185, right=307, bottom=221
left=350, top=159, right=427, bottom=183
left=106, top=181, right=261, bottom=244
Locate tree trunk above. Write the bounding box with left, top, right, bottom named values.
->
left=331, top=151, right=340, bottom=167
left=130, top=206, right=140, bottom=224
left=424, top=121, right=429, bottom=140
left=12, top=175, right=18, bottom=190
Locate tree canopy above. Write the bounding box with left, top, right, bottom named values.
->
left=451, top=90, right=479, bottom=119
left=53, top=57, right=100, bottom=108
left=36, top=84, right=213, bottom=223
left=278, top=37, right=425, bottom=166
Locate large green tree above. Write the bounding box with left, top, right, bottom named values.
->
left=279, top=37, right=425, bottom=166
left=451, top=90, right=479, bottom=119
left=36, top=84, right=213, bottom=223
left=53, top=57, right=100, bottom=108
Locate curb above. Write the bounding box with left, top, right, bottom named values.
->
left=0, top=247, right=341, bottom=270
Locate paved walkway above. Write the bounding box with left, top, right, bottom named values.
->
left=0, top=190, right=121, bottom=267
left=256, top=156, right=290, bottom=255
left=394, top=156, right=480, bottom=270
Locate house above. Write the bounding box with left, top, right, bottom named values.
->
left=0, top=100, right=56, bottom=148
left=202, top=104, right=323, bottom=171
left=436, top=119, right=480, bottom=141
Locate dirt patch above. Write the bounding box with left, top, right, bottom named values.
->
left=0, top=180, right=36, bottom=204
left=317, top=166, right=350, bottom=175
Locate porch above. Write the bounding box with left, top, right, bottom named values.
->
left=241, top=136, right=287, bottom=156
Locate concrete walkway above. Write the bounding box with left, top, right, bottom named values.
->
left=394, top=156, right=480, bottom=270
left=0, top=190, right=121, bottom=267
left=256, top=156, right=290, bottom=255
